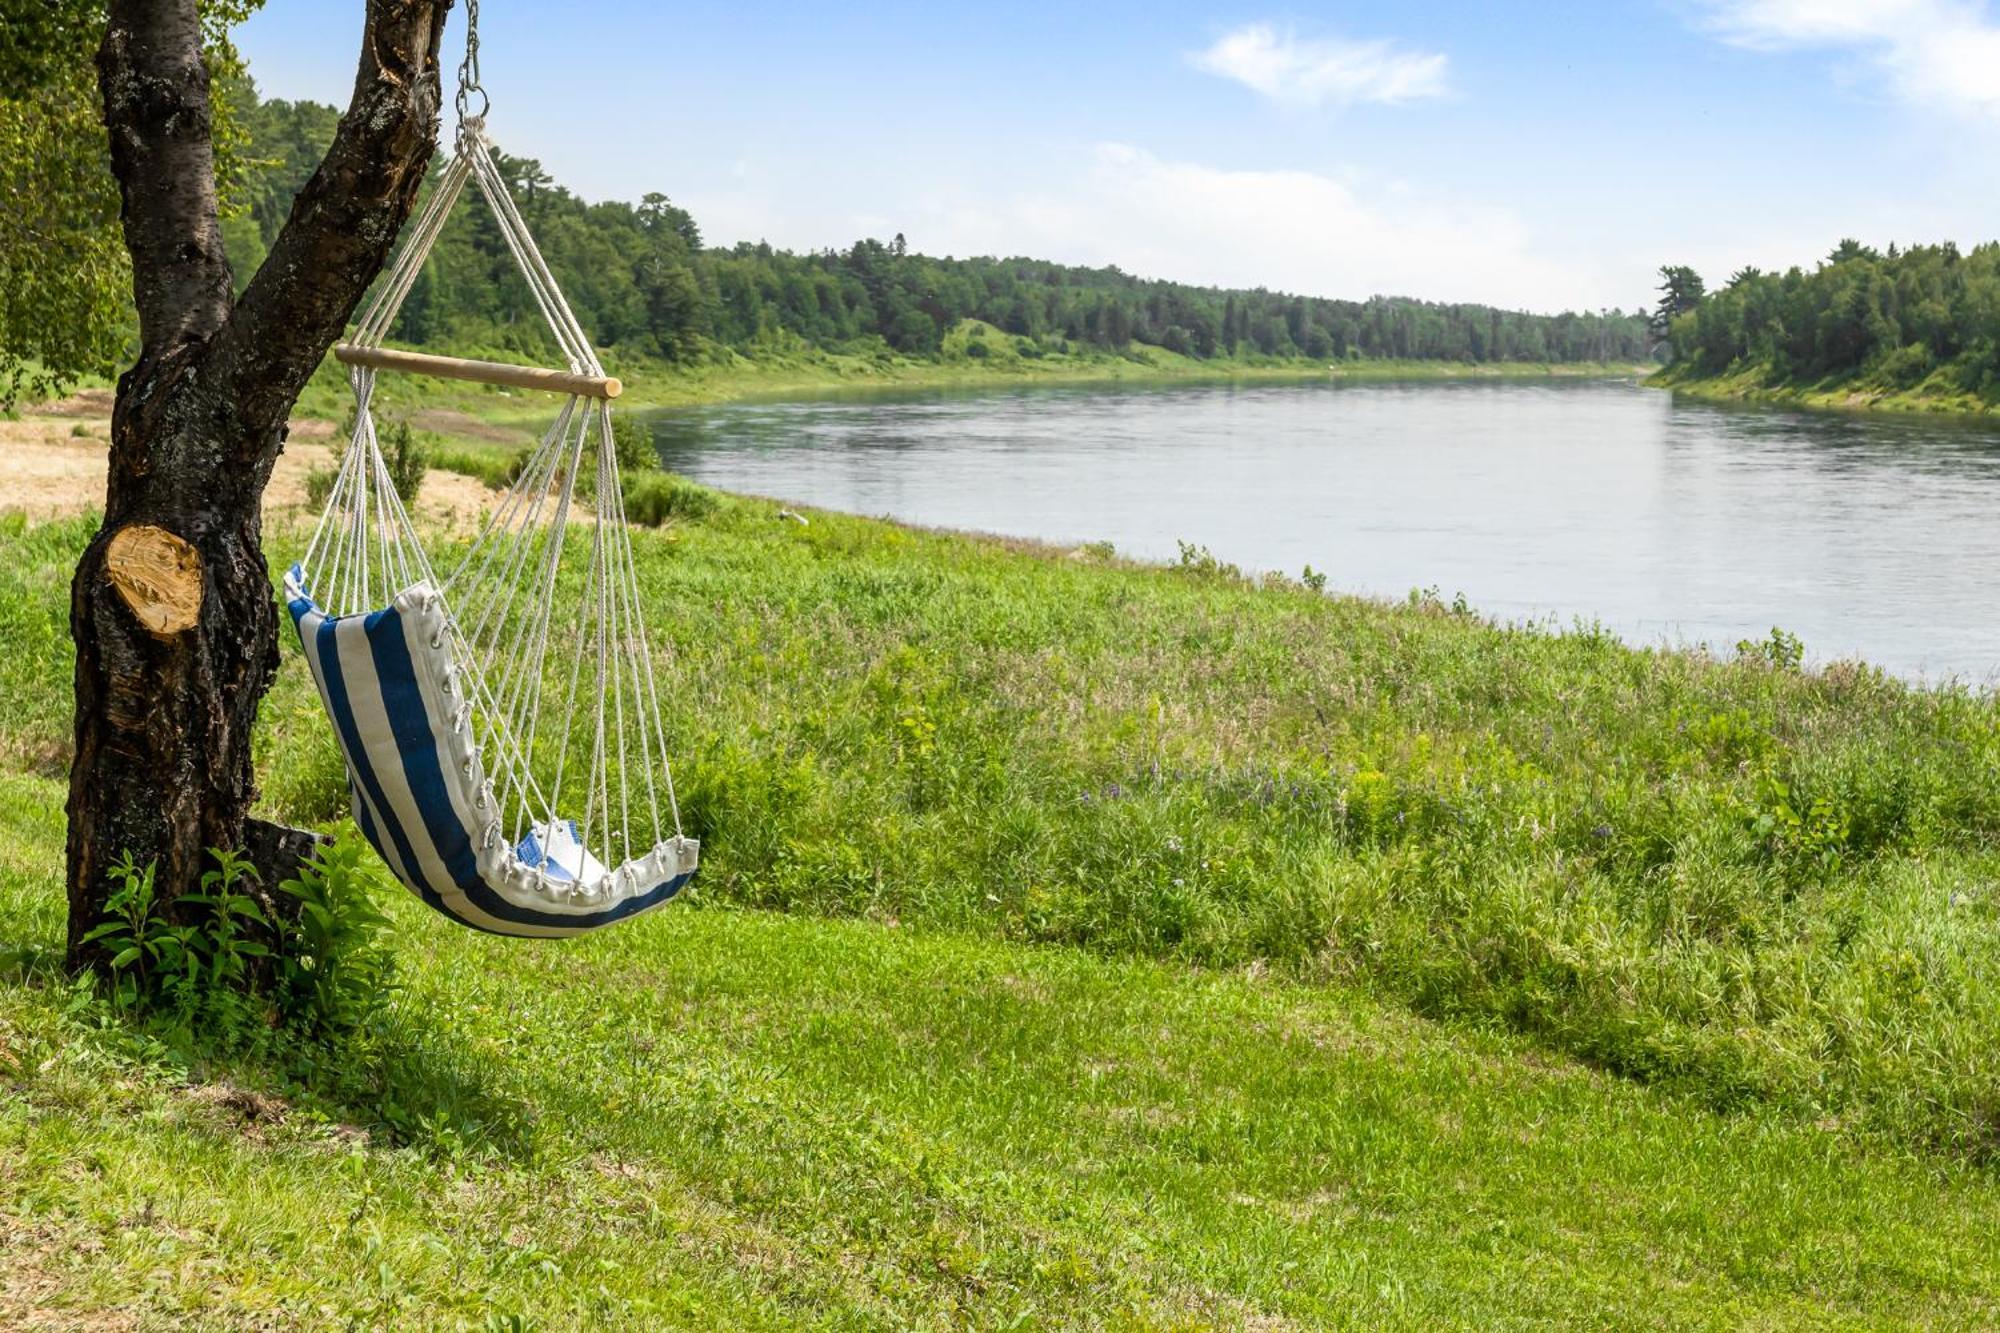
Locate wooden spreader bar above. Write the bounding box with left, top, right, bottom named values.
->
left=334, top=344, right=622, bottom=399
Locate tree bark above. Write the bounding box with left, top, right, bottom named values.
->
left=66, top=0, right=451, bottom=970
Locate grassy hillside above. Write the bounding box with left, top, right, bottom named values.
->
left=1652, top=242, right=2000, bottom=418
left=1649, top=359, right=2000, bottom=416
left=6, top=465, right=2000, bottom=1321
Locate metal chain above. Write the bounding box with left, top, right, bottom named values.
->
left=454, top=0, right=489, bottom=132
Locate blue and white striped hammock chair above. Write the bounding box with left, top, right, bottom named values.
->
left=289, top=120, right=697, bottom=937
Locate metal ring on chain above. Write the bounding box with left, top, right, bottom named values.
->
left=454, top=0, right=487, bottom=128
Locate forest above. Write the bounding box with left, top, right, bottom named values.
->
left=227, top=84, right=1649, bottom=372
left=1659, top=240, right=2000, bottom=399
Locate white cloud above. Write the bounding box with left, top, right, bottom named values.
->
left=912, top=144, right=1617, bottom=313
left=1700, top=0, right=2000, bottom=118
left=1190, top=23, right=1449, bottom=108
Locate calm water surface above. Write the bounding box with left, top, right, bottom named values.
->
left=649, top=378, right=2000, bottom=684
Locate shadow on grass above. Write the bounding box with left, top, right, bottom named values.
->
left=0, top=936, right=542, bottom=1164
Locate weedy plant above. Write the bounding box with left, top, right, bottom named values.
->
left=82, top=842, right=395, bottom=1049
left=303, top=463, right=337, bottom=511
left=611, top=410, right=658, bottom=475
left=334, top=408, right=432, bottom=505
left=83, top=849, right=270, bottom=1023
left=621, top=471, right=722, bottom=526
left=275, top=838, right=397, bottom=1037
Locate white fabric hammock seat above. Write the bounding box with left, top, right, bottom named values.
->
left=291, top=120, right=696, bottom=937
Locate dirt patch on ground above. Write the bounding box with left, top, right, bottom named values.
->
left=0, top=1213, right=135, bottom=1332
left=33, top=388, right=115, bottom=419
left=408, top=406, right=537, bottom=447
left=2, top=408, right=498, bottom=535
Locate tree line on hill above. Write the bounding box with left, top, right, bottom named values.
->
left=1657, top=241, right=2000, bottom=395
left=228, top=83, right=1648, bottom=369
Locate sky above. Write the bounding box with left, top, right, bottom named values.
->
left=236, top=0, right=2000, bottom=315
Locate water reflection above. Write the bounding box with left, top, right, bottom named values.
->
left=648, top=378, right=2000, bottom=684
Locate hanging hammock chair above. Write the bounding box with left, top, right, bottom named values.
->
left=289, top=82, right=696, bottom=936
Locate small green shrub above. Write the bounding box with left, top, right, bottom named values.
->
left=304, top=464, right=337, bottom=511
left=1174, top=540, right=1242, bottom=582
left=336, top=408, right=429, bottom=505
left=502, top=443, right=537, bottom=487
left=84, top=843, right=395, bottom=1045
left=1873, top=341, right=1935, bottom=389
left=83, top=849, right=271, bottom=1032
left=276, top=839, right=397, bottom=1037
left=622, top=471, right=721, bottom=526
left=1738, top=626, right=1806, bottom=671
left=611, top=411, right=658, bottom=475
left=379, top=417, right=430, bottom=506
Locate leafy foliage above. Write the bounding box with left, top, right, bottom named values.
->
left=1661, top=239, right=2000, bottom=401
left=275, top=838, right=396, bottom=1037
left=0, top=3, right=128, bottom=407
left=320, top=410, right=431, bottom=507
left=609, top=410, right=657, bottom=475
left=620, top=471, right=722, bottom=526
left=378, top=416, right=431, bottom=506
left=227, top=85, right=1650, bottom=376
left=1649, top=263, right=1705, bottom=343
left=81, top=848, right=271, bottom=1028
left=82, top=842, right=394, bottom=1047
left=0, top=2, right=267, bottom=405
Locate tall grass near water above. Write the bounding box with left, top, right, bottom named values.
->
left=5, top=487, right=2000, bottom=1160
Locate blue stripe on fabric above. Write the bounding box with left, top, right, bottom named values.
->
left=306, top=607, right=459, bottom=924
left=308, top=629, right=425, bottom=898
left=514, top=828, right=575, bottom=883
left=364, top=606, right=689, bottom=932
left=362, top=607, right=485, bottom=890
left=288, top=574, right=696, bottom=936
left=286, top=584, right=494, bottom=931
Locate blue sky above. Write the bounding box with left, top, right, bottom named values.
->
left=236, top=1, right=2000, bottom=314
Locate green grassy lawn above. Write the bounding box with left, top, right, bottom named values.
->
left=8, top=771, right=2000, bottom=1328
left=6, top=450, right=2000, bottom=1323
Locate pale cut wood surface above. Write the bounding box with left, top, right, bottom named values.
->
left=334, top=344, right=622, bottom=399
left=105, top=524, right=203, bottom=637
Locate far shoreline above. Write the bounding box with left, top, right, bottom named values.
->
left=1646, top=366, right=2000, bottom=419
left=275, top=338, right=1651, bottom=439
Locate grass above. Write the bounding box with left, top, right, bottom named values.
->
left=1649, top=359, right=2000, bottom=416
left=7, top=444, right=2000, bottom=1320
left=9, top=772, right=2000, bottom=1327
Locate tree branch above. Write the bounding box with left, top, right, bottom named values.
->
left=209, top=0, right=451, bottom=441
left=96, top=0, right=233, bottom=356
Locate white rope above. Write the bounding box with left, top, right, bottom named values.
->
left=298, top=113, right=690, bottom=891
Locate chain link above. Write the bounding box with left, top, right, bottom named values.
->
left=454, top=0, right=489, bottom=133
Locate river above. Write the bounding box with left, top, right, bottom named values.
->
left=647, top=377, right=2000, bottom=684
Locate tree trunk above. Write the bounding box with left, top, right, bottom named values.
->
left=66, top=0, right=451, bottom=971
